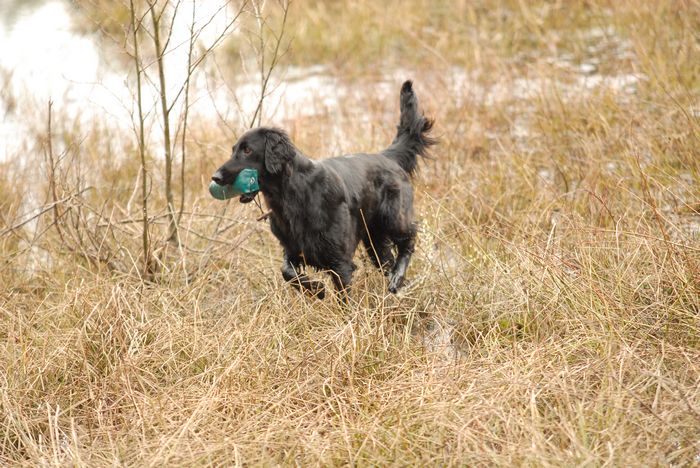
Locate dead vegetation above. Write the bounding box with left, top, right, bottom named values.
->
left=1, top=0, right=699, bottom=465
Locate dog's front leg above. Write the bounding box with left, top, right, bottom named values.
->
left=281, top=254, right=326, bottom=299
left=329, top=262, right=356, bottom=303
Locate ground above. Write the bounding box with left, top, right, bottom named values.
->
left=1, top=0, right=699, bottom=465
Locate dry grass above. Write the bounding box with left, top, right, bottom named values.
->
left=2, top=0, right=700, bottom=465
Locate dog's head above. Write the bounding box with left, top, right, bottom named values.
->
left=211, top=127, right=295, bottom=203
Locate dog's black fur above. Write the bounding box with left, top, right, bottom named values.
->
left=212, top=81, right=435, bottom=299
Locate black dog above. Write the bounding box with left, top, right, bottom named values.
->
left=212, top=81, right=435, bottom=298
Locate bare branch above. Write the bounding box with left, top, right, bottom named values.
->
left=248, top=0, right=290, bottom=128
left=177, top=0, right=196, bottom=226
left=147, top=0, right=178, bottom=244
left=130, top=0, right=153, bottom=277
left=161, top=0, right=183, bottom=54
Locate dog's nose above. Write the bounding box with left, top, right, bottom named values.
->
left=211, top=171, right=224, bottom=185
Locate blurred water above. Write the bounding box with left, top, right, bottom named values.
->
left=0, top=0, right=104, bottom=159
left=0, top=0, right=360, bottom=164
left=0, top=0, right=260, bottom=162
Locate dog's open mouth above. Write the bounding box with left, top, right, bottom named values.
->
left=239, top=191, right=258, bottom=203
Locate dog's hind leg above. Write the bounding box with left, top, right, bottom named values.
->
left=387, top=228, right=416, bottom=294
left=378, top=183, right=417, bottom=293
left=281, top=254, right=326, bottom=299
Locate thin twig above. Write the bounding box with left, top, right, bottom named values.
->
left=130, top=0, right=153, bottom=278
left=0, top=189, right=92, bottom=237
left=148, top=0, right=178, bottom=244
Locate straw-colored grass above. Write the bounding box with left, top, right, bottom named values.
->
left=1, top=0, right=699, bottom=465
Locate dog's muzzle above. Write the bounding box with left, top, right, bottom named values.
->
left=211, top=170, right=225, bottom=185
left=209, top=168, right=260, bottom=202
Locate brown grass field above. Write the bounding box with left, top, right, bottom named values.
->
left=1, top=0, right=700, bottom=465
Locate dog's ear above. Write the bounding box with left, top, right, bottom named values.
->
left=264, top=129, right=295, bottom=174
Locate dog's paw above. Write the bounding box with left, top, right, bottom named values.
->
left=307, top=281, right=326, bottom=300
left=388, top=274, right=404, bottom=294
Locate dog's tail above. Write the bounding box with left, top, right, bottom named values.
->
left=384, top=80, right=436, bottom=175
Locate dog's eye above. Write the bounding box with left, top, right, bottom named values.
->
left=243, top=146, right=252, bottom=155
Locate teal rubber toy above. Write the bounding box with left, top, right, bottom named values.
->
left=209, top=168, right=259, bottom=200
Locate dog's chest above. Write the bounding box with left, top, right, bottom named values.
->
left=269, top=210, right=338, bottom=267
